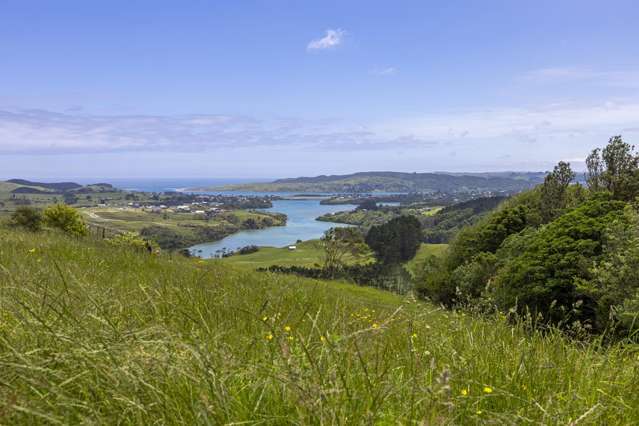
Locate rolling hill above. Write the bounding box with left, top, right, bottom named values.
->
left=198, top=171, right=540, bottom=193
left=0, top=179, right=115, bottom=194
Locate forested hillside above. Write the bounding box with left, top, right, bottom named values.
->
left=203, top=171, right=537, bottom=193
left=417, top=136, right=639, bottom=337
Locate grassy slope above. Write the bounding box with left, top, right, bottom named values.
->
left=1, top=228, right=638, bottom=424
left=220, top=239, right=327, bottom=267
left=221, top=241, right=447, bottom=271
left=405, top=243, right=449, bottom=276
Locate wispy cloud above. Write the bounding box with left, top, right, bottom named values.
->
left=378, top=101, right=639, bottom=142
left=522, top=67, right=639, bottom=88
left=1, top=101, right=638, bottom=170
left=307, top=29, right=345, bottom=51
left=0, top=109, right=376, bottom=155
left=370, top=67, right=397, bottom=76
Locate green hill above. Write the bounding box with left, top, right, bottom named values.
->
left=194, top=171, right=537, bottom=193
left=1, top=227, right=637, bottom=423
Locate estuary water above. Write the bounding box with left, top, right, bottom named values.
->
left=189, top=199, right=356, bottom=258
left=101, top=178, right=356, bottom=259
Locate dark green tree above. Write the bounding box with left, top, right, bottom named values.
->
left=10, top=206, right=43, bottom=232
left=540, top=161, right=575, bottom=222
left=365, top=216, right=421, bottom=264
left=493, top=197, right=627, bottom=328
left=587, top=136, right=639, bottom=200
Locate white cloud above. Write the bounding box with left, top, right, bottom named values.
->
left=307, top=29, right=345, bottom=51
left=370, top=67, right=397, bottom=76
left=377, top=101, right=639, bottom=142
left=0, top=109, right=375, bottom=155
left=522, top=67, right=639, bottom=88
left=1, top=101, right=638, bottom=172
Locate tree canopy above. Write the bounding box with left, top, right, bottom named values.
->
left=365, top=215, right=422, bottom=264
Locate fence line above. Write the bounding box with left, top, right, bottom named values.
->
left=87, top=223, right=125, bottom=240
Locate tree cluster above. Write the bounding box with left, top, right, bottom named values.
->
left=417, top=136, right=639, bottom=337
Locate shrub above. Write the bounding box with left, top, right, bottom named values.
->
left=493, top=197, right=627, bottom=329
left=237, top=245, right=259, bottom=255
left=9, top=206, right=43, bottom=232
left=107, top=232, right=157, bottom=252
left=43, top=204, right=88, bottom=237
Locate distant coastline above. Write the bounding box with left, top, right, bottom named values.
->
left=188, top=171, right=543, bottom=194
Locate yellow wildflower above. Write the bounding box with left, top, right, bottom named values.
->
left=483, top=386, right=493, bottom=394
left=265, top=333, right=273, bottom=341
left=262, top=316, right=268, bottom=322
left=284, top=325, right=291, bottom=332
left=460, top=389, right=468, bottom=396
left=320, top=336, right=326, bottom=343
left=476, top=410, right=483, bottom=415
left=28, top=248, right=36, bottom=254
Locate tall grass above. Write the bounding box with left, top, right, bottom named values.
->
left=1, top=228, right=638, bottom=424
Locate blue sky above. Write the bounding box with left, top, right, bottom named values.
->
left=1, top=0, right=639, bottom=179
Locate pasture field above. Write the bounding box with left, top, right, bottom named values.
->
left=0, top=228, right=638, bottom=424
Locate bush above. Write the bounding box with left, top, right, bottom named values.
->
left=493, top=197, right=627, bottom=329
left=9, top=206, right=43, bottom=232
left=237, top=245, right=259, bottom=255
left=261, top=262, right=414, bottom=294
left=107, top=232, right=157, bottom=252
left=43, top=204, right=88, bottom=237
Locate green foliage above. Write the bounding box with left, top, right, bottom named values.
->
left=356, top=199, right=379, bottom=211
left=539, top=161, right=575, bottom=222
left=9, top=206, right=43, bottom=232
left=43, top=204, right=88, bottom=236
left=586, top=135, right=639, bottom=200
left=140, top=225, right=185, bottom=249
left=451, top=252, right=498, bottom=302
left=493, top=197, right=627, bottom=328
left=107, top=232, right=158, bottom=252
left=447, top=204, right=531, bottom=269
left=422, top=196, right=506, bottom=243
left=577, top=204, right=639, bottom=333
left=416, top=135, right=639, bottom=336
left=320, top=227, right=370, bottom=273
left=366, top=215, right=422, bottom=264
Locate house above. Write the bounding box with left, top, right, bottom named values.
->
left=288, top=245, right=297, bottom=251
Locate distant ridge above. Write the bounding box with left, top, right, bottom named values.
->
left=6, top=179, right=83, bottom=192
left=193, top=171, right=544, bottom=193
left=2, top=179, right=117, bottom=194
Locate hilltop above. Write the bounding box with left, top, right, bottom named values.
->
left=193, top=171, right=540, bottom=193
left=0, top=179, right=116, bottom=194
